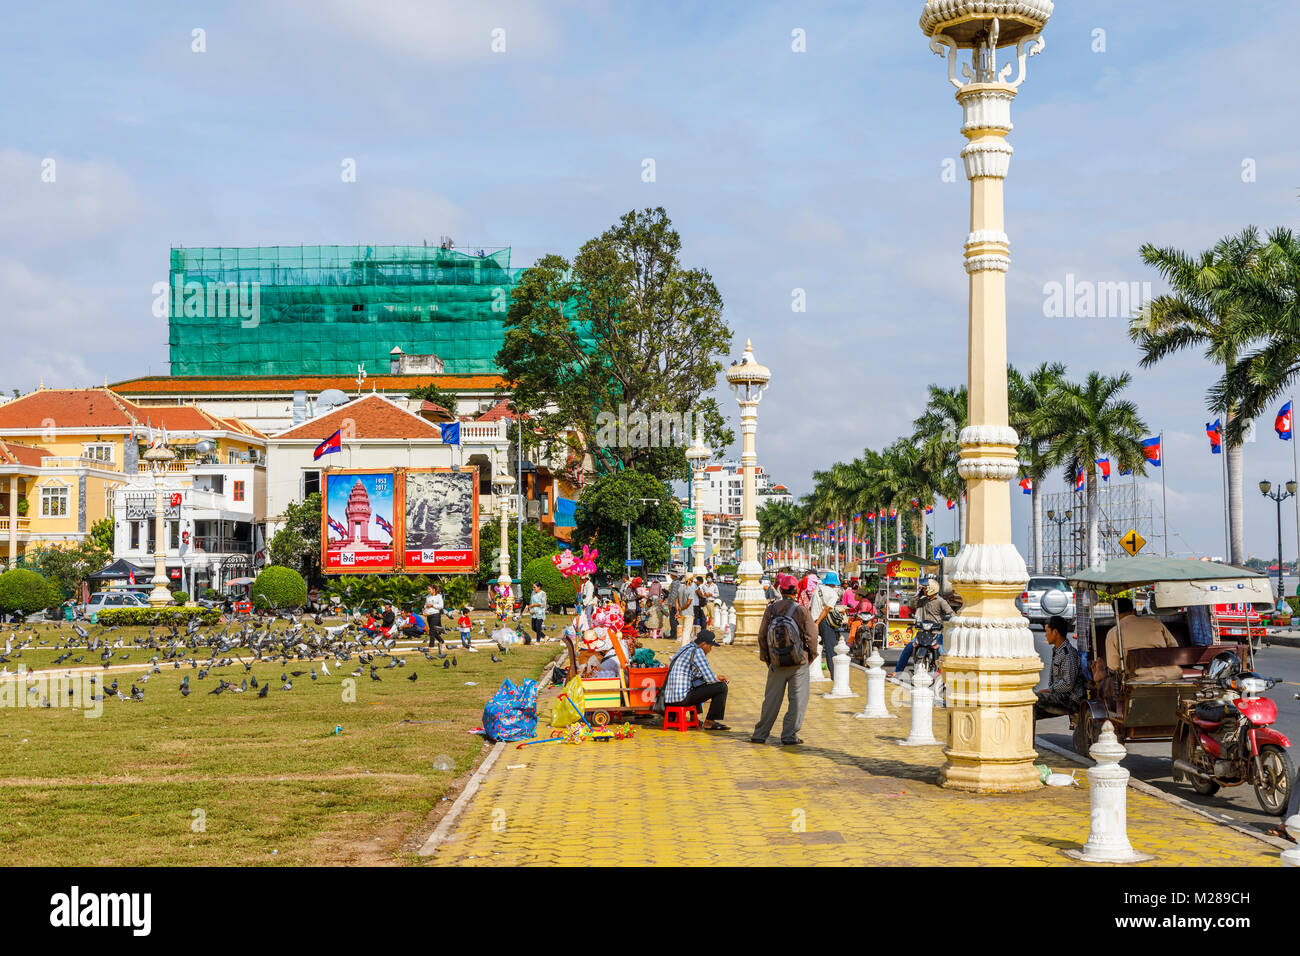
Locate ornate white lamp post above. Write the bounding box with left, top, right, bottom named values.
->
left=143, top=443, right=176, bottom=607
left=726, top=340, right=770, bottom=644
left=921, top=0, right=1052, bottom=792
left=685, top=425, right=711, bottom=577
left=494, top=472, right=515, bottom=593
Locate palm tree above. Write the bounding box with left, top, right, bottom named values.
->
left=1131, top=227, right=1266, bottom=565
left=1009, top=362, right=1066, bottom=574
left=913, top=384, right=967, bottom=546
left=1040, top=372, right=1149, bottom=567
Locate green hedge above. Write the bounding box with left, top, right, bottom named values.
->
left=251, top=566, right=308, bottom=610
left=0, top=568, right=57, bottom=616
left=521, top=556, right=576, bottom=608
left=171, top=591, right=189, bottom=605
left=97, top=607, right=221, bottom=626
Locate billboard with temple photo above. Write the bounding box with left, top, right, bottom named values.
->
left=401, top=467, right=479, bottom=572
left=322, top=470, right=398, bottom=573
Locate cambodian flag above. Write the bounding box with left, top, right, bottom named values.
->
left=946, top=499, right=955, bottom=510
left=314, top=429, right=342, bottom=461
left=375, top=514, right=393, bottom=537
left=1119, top=464, right=1132, bottom=476
left=924, top=505, right=934, bottom=515
left=327, top=516, right=348, bottom=537
left=1074, top=468, right=1085, bottom=490
left=890, top=508, right=897, bottom=518
left=1276, top=401, right=1293, bottom=440
left=1095, top=457, right=1110, bottom=481
left=128, top=568, right=136, bottom=585
left=1206, top=419, right=1222, bottom=454
left=1141, top=436, right=1161, bottom=466
left=1019, top=477, right=1032, bottom=494
left=910, top=498, right=919, bottom=508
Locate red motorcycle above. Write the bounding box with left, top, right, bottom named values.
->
left=1172, top=652, right=1294, bottom=816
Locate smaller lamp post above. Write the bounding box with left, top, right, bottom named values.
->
left=1046, top=509, right=1072, bottom=577
left=1259, top=479, right=1297, bottom=609
left=494, top=472, right=515, bottom=593
left=685, top=425, right=711, bottom=576
left=725, top=340, right=771, bottom=644
left=143, top=443, right=176, bottom=607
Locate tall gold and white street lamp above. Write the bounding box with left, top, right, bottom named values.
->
left=726, top=340, right=770, bottom=644
left=921, top=0, right=1052, bottom=792
left=494, top=471, right=515, bottom=593
left=685, top=424, right=711, bottom=577
left=143, top=443, right=176, bottom=607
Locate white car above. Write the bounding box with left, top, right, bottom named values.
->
left=78, top=591, right=149, bottom=616
left=1017, top=576, right=1076, bottom=625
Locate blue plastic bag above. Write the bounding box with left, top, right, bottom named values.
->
left=482, top=678, right=539, bottom=742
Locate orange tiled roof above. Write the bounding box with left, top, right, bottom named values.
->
left=0, top=388, right=137, bottom=429
left=477, top=398, right=525, bottom=422
left=0, top=439, right=52, bottom=467
left=273, top=394, right=442, bottom=440
left=110, top=374, right=506, bottom=395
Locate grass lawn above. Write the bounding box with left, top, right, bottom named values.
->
left=0, top=618, right=565, bottom=865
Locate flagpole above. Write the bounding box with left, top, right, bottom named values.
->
left=1292, top=396, right=1298, bottom=594
left=1220, top=430, right=1229, bottom=561
left=1161, top=431, right=1168, bottom=557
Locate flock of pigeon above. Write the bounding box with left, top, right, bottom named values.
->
left=0, top=612, right=526, bottom=707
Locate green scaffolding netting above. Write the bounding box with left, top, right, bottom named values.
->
left=167, top=245, right=525, bottom=376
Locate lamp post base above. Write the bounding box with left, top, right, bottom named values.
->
left=732, top=587, right=766, bottom=645
left=938, top=655, right=1042, bottom=793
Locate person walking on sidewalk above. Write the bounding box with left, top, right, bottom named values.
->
left=666, top=572, right=683, bottom=643
left=663, top=630, right=729, bottom=729
left=677, top=576, right=699, bottom=646
left=527, top=581, right=547, bottom=645
left=751, top=574, right=817, bottom=745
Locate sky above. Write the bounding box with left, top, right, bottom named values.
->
left=4, top=0, right=1300, bottom=563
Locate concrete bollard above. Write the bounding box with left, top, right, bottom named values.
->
left=808, top=645, right=831, bottom=684
left=1066, top=721, right=1153, bottom=863
left=854, top=649, right=892, bottom=719
left=1282, top=815, right=1300, bottom=867
left=824, top=631, right=858, bottom=699
left=898, top=663, right=938, bottom=746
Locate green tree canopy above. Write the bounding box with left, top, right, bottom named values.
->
left=268, top=493, right=322, bottom=586
left=573, top=470, right=680, bottom=577
left=497, top=207, right=734, bottom=482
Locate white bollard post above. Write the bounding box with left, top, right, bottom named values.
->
left=824, top=631, right=858, bottom=699
left=855, top=649, right=891, bottom=719
left=1066, top=721, right=1153, bottom=863
left=1281, top=815, right=1300, bottom=867
left=808, top=644, right=831, bottom=684
left=899, top=663, right=938, bottom=746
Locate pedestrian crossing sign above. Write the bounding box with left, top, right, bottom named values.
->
left=1120, top=528, right=1146, bottom=556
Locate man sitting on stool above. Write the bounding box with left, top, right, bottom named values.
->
left=663, top=629, right=729, bottom=730
left=1034, top=615, right=1084, bottom=724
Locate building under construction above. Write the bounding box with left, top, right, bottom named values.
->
left=167, top=244, right=528, bottom=377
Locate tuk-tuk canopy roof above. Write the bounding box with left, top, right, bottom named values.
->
left=1068, top=556, right=1264, bottom=589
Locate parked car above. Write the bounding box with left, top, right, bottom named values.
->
left=720, top=573, right=736, bottom=585
left=78, top=590, right=150, bottom=617
left=1017, top=575, right=1075, bottom=625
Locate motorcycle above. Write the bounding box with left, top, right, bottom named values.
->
left=849, top=608, right=887, bottom=663
left=1172, top=654, right=1294, bottom=816
left=911, top=619, right=944, bottom=673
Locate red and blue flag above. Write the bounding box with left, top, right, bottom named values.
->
left=1019, top=477, right=1032, bottom=494
left=375, top=514, right=393, bottom=537
left=327, top=516, right=348, bottom=537
left=313, top=429, right=342, bottom=461
left=1276, top=402, right=1293, bottom=440
left=1095, top=457, right=1110, bottom=481
left=1074, top=468, right=1085, bottom=490
left=1206, top=419, right=1222, bottom=454
left=946, top=499, right=955, bottom=510
left=1140, top=435, right=1161, bottom=466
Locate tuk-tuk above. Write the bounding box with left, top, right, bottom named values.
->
left=1067, top=556, right=1271, bottom=753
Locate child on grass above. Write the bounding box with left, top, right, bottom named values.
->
left=457, top=608, right=475, bottom=650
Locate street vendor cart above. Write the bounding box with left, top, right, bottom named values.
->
left=874, top=552, right=938, bottom=649
left=1067, top=556, right=1270, bottom=753
left=562, top=635, right=667, bottom=726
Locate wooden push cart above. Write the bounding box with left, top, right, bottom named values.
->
left=562, top=635, right=668, bottom=726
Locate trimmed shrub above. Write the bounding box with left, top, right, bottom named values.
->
left=0, top=568, right=57, bottom=616
left=203, top=588, right=220, bottom=600
left=171, top=591, right=189, bottom=605
left=521, top=556, right=576, bottom=608
left=251, top=566, right=307, bottom=610
left=97, top=607, right=221, bottom=627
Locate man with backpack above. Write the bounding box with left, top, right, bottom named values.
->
left=751, top=574, right=819, bottom=745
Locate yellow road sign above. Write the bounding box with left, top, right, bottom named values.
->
left=1120, top=528, right=1146, bottom=556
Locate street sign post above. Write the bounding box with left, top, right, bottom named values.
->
left=625, top=558, right=643, bottom=568
left=1120, top=528, right=1146, bottom=557
left=933, top=546, right=947, bottom=559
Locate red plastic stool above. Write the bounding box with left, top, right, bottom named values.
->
left=663, top=704, right=700, bottom=732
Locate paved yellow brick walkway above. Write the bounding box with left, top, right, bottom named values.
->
left=431, top=641, right=1281, bottom=866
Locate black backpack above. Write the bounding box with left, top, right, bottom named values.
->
left=767, top=601, right=808, bottom=667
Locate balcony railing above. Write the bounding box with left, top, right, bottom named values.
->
left=0, top=517, right=31, bottom=533
left=41, top=456, right=118, bottom=470
left=136, top=461, right=193, bottom=474
left=190, top=537, right=254, bottom=555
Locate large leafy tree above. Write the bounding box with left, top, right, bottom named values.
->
left=40, top=539, right=110, bottom=600
left=497, top=207, right=734, bottom=482
left=1040, top=372, right=1148, bottom=568
left=1009, top=362, right=1066, bottom=574
left=267, top=493, right=322, bottom=586
left=1131, top=227, right=1266, bottom=565
left=573, top=470, right=681, bottom=578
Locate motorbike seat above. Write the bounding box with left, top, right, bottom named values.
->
left=1191, top=717, right=1222, bottom=730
